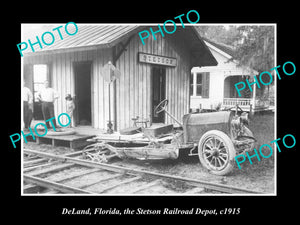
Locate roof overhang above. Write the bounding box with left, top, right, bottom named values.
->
left=22, top=24, right=218, bottom=68
left=175, top=26, right=218, bottom=67
left=23, top=25, right=144, bottom=56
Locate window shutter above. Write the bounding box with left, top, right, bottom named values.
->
left=202, top=72, right=210, bottom=98
left=190, top=73, right=194, bottom=96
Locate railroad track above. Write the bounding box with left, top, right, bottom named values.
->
left=23, top=149, right=263, bottom=195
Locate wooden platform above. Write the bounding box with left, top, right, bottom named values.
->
left=36, top=134, right=95, bottom=150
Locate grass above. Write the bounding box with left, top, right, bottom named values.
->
left=24, top=112, right=276, bottom=193
left=143, top=112, right=276, bottom=177
left=249, top=112, right=275, bottom=148
left=241, top=112, right=275, bottom=172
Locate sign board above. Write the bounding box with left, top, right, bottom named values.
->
left=138, top=52, right=177, bottom=67
left=102, top=61, right=121, bottom=83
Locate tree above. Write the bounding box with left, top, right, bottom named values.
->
left=196, top=25, right=239, bottom=46
left=232, top=26, right=275, bottom=73
left=196, top=25, right=275, bottom=72
left=232, top=26, right=275, bottom=101
left=196, top=25, right=275, bottom=102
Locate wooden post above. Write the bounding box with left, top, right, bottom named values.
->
left=107, top=81, right=113, bottom=134
left=193, top=72, right=197, bottom=97
left=253, top=76, right=257, bottom=111
left=112, top=46, right=117, bottom=131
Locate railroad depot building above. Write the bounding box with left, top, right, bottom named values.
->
left=22, top=24, right=217, bottom=130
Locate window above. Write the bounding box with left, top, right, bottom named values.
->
left=33, top=64, right=48, bottom=102
left=190, top=72, right=210, bottom=98
left=196, top=73, right=203, bottom=96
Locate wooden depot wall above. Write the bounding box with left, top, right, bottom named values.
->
left=23, top=31, right=192, bottom=130
left=115, top=33, right=191, bottom=129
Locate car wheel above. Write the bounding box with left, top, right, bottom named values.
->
left=198, top=130, right=236, bottom=176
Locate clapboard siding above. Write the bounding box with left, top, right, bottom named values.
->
left=115, top=33, right=191, bottom=129
left=24, top=30, right=192, bottom=130
left=24, top=49, right=115, bottom=129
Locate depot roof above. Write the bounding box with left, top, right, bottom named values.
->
left=202, top=37, right=236, bottom=57
left=22, top=24, right=217, bottom=67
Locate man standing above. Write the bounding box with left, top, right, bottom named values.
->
left=37, top=80, right=59, bottom=130
left=23, top=81, right=33, bottom=130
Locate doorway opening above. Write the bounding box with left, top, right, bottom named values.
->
left=151, top=67, right=166, bottom=123
left=74, top=62, right=92, bottom=126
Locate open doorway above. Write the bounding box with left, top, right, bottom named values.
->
left=74, top=62, right=92, bottom=126
left=151, top=67, right=166, bottom=123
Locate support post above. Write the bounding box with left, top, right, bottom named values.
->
left=107, top=81, right=113, bottom=134
left=253, top=75, right=257, bottom=111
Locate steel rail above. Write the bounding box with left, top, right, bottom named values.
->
left=23, top=149, right=263, bottom=194
left=23, top=174, right=95, bottom=194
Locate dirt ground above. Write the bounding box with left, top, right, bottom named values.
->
left=23, top=112, right=275, bottom=194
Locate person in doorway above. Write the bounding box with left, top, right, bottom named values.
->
left=23, top=81, right=33, bottom=131
left=65, top=94, right=75, bottom=128
left=37, top=80, right=59, bottom=130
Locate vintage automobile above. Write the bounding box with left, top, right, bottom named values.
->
left=85, top=99, right=256, bottom=176
left=152, top=99, right=256, bottom=175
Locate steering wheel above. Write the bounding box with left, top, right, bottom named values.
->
left=154, top=99, right=169, bottom=114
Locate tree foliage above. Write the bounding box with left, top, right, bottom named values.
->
left=232, top=26, right=275, bottom=73
left=196, top=25, right=275, bottom=100
left=196, top=25, right=239, bottom=46
left=196, top=25, right=275, bottom=73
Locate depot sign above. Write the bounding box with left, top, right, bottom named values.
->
left=138, top=52, right=177, bottom=67
left=17, top=22, right=78, bottom=57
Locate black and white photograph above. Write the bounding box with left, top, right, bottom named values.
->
left=6, top=4, right=298, bottom=221
left=20, top=23, right=276, bottom=195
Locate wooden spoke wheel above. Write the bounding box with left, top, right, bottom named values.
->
left=198, top=130, right=236, bottom=176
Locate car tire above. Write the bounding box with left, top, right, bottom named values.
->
left=198, top=130, right=236, bottom=176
